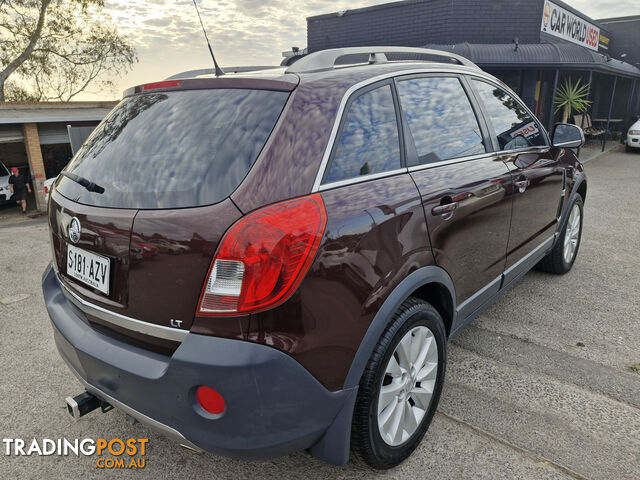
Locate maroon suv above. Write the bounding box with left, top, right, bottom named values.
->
left=43, top=47, right=587, bottom=469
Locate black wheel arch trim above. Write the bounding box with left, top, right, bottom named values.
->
left=309, top=265, right=455, bottom=465
left=555, top=171, right=586, bottom=248
left=343, top=265, right=456, bottom=390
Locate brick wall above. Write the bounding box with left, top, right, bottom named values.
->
left=22, top=123, right=47, bottom=211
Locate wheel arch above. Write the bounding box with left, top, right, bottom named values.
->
left=410, top=282, right=455, bottom=337
left=308, top=265, right=456, bottom=466
left=344, top=265, right=456, bottom=390
left=576, top=178, right=587, bottom=202
left=557, top=171, right=587, bottom=242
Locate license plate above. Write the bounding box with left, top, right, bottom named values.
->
left=66, top=244, right=111, bottom=295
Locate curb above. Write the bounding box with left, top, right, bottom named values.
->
left=580, top=143, right=625, bottom=163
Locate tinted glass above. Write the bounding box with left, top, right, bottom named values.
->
left=324, top=84, right=400, bottom=184
left=397, top=77, right=485, bottom=165
left=0, top=163, right=8, bottom=176
left=472, top=79, right=546, bottom=150
left=56, top=89, right=289, bottom=209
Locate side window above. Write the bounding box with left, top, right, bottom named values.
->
left=324, top=84, right=401, bottom=184
left=396, top=77, right=486, bottom=165
left=472, top=79, right=546, bottom=150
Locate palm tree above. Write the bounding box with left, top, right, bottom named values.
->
left=554, top=78, right=591, bottom=123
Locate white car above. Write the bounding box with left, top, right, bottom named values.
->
left=627, top=119, right=640, bottom=151
left=44, top=176, right=58, bottom=204
left=0, top=162, right=14, bottom=206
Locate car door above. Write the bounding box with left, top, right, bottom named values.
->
left=469, top=78, right=564, bottom=283
left=396, top=75, right=513, bottom=320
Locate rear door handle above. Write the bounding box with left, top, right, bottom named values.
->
left=432, top=202, right=458, bottom=218
left=515, top=179, right=530, bottom=193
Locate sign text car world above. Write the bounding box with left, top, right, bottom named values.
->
left=540, top=0, right=600, bottom=51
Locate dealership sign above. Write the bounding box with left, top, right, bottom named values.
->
left=510, top=122, right=539, bottom=139
left=540, top=1, right=600, bottom=51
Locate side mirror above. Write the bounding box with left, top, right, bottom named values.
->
left=552, top=123, right=585, bottom=148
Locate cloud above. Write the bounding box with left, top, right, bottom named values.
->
left=569, top=0, right=638, bottom=19
left=83, top=0, right=638, bottom=100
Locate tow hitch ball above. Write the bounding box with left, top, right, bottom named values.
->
left=66, top=392, right=113, bottom=420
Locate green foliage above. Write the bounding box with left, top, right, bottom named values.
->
left=3, top=80, right=41, bottom=101
left=0, top=0, right=137, bottom=101
left=554, top=78, right=591, bottom=122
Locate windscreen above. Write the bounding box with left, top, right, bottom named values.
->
left=56, top=88, right=289, bottom=209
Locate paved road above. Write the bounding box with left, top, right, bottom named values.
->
left=1, top=149, right=639, bottom=479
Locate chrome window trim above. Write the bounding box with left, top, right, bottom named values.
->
left=310, top=66, right=500, bottom=193
left=492, top=145, right=551, bottom=157
left=407, top=152, right=496, bottom=172
left=318, top=168, right=407, bottom=192
left=56, top=272, right=188, bottom=343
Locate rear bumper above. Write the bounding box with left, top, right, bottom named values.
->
left=42, top=265, right=354, bottom=460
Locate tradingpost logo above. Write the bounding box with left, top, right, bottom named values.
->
left=3, top=437, right=148, bottom=469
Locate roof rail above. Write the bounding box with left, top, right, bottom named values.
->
left=285, top=47, right=479, bottom=74
left=166, top=66, right=281, bottom=80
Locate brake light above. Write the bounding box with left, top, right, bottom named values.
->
left=197, top=194, right=327, bottom=315
left=44, top=186, right=49, bottom=195
left=141, top=80, right=181, bottom=91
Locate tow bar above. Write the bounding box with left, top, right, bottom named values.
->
left=66, top=391, right=113, bottom=420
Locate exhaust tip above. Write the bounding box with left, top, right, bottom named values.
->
left=65, top=396, right=81, bottom=419
left=65, top=392, right=108, bottom=419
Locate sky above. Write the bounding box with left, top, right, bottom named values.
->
left=80, top=0, right=640, bottom=100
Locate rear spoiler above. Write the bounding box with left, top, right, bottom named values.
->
left=122, top=76, right=299, bottom=98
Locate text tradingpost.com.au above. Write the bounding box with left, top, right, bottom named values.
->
left=3, top=437, right=148, bottom=469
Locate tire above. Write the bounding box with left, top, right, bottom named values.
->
left=351, top=297, right=447, bottom=469
left=536, top=195, right=584, bottom=274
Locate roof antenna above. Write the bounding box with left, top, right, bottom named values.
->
left=191, top=0, right=224, bottom=76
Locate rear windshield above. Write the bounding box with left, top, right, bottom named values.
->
left=56, top=88, right=289, bottom=209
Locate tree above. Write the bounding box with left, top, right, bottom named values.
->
left=554, top=78, right=591, bottom=123
left=0, top=0, right=137, bottom=101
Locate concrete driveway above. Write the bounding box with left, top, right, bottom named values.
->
left=0, top=149, right=638, bottom=479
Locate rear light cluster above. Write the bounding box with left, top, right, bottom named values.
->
left=197, top=194, right=327, bottom=315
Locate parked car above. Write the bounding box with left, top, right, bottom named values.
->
left=0, top=161, right=13, bottom=206
left=151, top=237, right=190, bottom=255
left=42, top=47, right=587, bottom=469
left=131, top=234, right=159, bottom=259
left=626, top=118, right=640, bottom=151
left=44, top=176, right=58, bottom=204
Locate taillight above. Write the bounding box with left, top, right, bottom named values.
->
left=44, top=186, right=49, bottom=195
left=197, top=194, right=327, bottom=315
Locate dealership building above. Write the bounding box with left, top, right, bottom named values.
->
left=302, top=0, right=640, bottom=134
left=0, top=102, right=115, bottom=211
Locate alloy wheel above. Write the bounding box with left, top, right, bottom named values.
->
left=377, top=326, right=439, bottom=446
left=563, top=203, right=581, bottom=265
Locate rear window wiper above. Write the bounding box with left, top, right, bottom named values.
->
left=60, top=171, right=105, bottom=194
